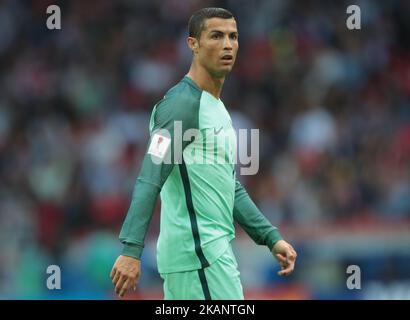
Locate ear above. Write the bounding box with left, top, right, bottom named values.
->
left=187, top=37, right=199, bottom=54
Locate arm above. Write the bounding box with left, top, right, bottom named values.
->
left=111, top=94, right=200, bottom=297
left=233, top=179, right=297, bottom=276
left=118, top=149, right=170, bottom=259
left=233, top=179, right=282, bottom=250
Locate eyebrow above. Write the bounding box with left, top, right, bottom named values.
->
left=209, top=30, right=238, bottom=35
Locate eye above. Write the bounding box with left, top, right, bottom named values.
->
left=230, top=34, right=238, bottom=40
left=211, top=33, right=221, bottom=39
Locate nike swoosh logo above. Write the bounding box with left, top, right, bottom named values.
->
left=214, top=126, right=223, bottom=135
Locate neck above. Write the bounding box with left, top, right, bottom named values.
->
left=186, top=61, right=225, bottom=99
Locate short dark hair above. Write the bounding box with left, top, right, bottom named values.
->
left=188, top=7, right=234, bottom=39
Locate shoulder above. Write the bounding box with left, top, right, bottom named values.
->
left=154, top=78, right=202, bottom=123
left=162, top=78, right=202, bottom=110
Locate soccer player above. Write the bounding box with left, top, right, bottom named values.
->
left=110, top=7, right=297, bottom=300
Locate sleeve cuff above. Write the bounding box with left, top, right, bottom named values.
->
left=266, top=229, right=283, bottom=251
left=122, top=243, right=144, bottom=259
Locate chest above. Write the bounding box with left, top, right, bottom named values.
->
left=185, top=92, right=237, bottom=165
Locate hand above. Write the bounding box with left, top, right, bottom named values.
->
left=110, top=255, right=141, bottom=298
left=272, top=240, right=297, bottom=276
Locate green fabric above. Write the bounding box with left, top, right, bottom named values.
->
left=233, top=180, right=283, bottom=251
left=156, top=82, right=237, bottom=273
left=119, top=76, right=282, bottom=274
left=120, top=77, right=201, bottom=259
left=160, top=244, right=244, bottom=300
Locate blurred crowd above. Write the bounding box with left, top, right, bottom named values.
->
left=0, top=0, right=409, bottom=298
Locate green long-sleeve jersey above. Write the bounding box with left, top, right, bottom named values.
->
left=119, top=76, right=282, bottom=274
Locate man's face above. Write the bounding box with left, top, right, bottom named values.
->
left=193, top=17, right=239, bottom=78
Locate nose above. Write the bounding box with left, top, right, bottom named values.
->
left=223, top=35, right=233, bottom=50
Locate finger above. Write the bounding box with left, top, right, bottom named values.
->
left=276, top=254, right=288, bottom=274
left=276, top=254, right=287, bottom=263
left=276, top=254, right=288, bottom=270
left=278, top=269, right=290, bottom=276
left=278, top=262, right=295, bottom=276
left=119, top=278, right=132, bottom=298
left=110, top=266, right=117, bottom=279
left=286, top=250, right=297, bottom=261
left=115, top=274, right=128, bottom=294
left=278, top=269, right=288, bottom=276
left=112, top=270, right=121, bottom=285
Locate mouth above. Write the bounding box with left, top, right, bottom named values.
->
left=221, top=54, right=233, bottom=64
